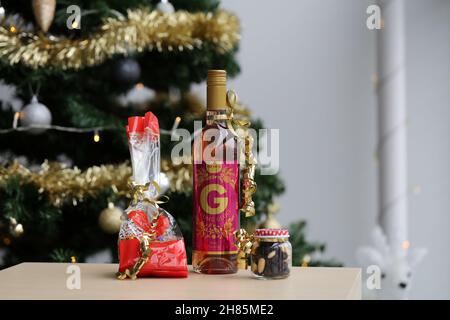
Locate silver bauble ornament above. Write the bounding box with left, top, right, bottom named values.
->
left=158, top=172, right=170, bottom=194
left=20, top=95, right=52, bottom=134
left=156, top=0, right=175, bottom=14
left=114, top=58, right=141, bottom=85
left=98, top=203, right=124, bottom=234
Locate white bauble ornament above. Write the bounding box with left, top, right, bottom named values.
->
left=8, top=218, right=24, bottom=237
left=0, top=4, right=5, bottom=23
left=156, top=0, right=175, bottom=14
left=116, top=84, right=155, bottom=111
left=98, top=203, right=124, bottom=234
left=20, top=95, right=52, bottom=134
left=158, top=172, right=170, bottom=194
left=13, top=224, right=24, bottom=236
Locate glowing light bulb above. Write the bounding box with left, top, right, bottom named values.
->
left=402, top=240, right=410, bottom=250
left=93, top=131, right=100, bottom=143
left=9, top=25, right=17, bottom=33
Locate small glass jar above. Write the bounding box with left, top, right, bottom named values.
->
left=250, top=229, right=292, bottom=279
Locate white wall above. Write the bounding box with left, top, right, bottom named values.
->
left=222, top=0, right=450, bottom=299
left=404, top=0, right=450, bottom=299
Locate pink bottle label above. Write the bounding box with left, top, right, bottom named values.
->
left=193, top=162, right=239, bottom=253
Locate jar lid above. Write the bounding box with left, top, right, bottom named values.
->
left=254, top=228, right=289, bottom=238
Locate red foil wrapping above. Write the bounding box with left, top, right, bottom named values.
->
left=119, top=238, right=188, bottom=277
left=118, top=112, right=188, bottom=278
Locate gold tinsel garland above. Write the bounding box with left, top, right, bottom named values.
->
left=0, top=160, right=192, bottom=206
left=0, top=8, right=240, bottom=70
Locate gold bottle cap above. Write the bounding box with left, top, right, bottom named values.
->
left=207, top=70, right=227, bottom=86
left=207, top=70, right=227, bottom=110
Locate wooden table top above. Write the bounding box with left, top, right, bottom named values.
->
left=0, top=263, right=361, bottom=300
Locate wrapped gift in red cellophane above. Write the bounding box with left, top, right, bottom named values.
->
left=118, top=113, right=188, bottom=278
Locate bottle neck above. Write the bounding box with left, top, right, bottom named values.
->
left=206, top=109, right=228, bottom=125
left=206, top=70, right=228, bottom=124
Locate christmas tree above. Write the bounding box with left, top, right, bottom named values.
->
left=0, top=0, right=340, bottom=268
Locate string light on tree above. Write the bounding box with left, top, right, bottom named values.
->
left=71, top=20, right=79, bottom=29
left=93, top=130, right=101, bottom=143
left=170, top=116, right=181, bottom=139
left=412, top=185, right=422, bottom=195
left=402, top=240, right=411, bottom=251
left=12, top=112, right=20, bottom=128
left=3, top=237, right=11, bottom=246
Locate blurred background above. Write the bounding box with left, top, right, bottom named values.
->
left=217, top=0, right=450, bottom=299
left=0, top=0, right=449, bottom=299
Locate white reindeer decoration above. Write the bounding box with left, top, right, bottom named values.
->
left=356, top=226, right=427, bottom=300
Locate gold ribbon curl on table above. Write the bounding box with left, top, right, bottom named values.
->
left=234, top=228, right=254, bottom=269
left=0, top=160, right=192, bottom=206
left=0, top=8, right=240, bottom=70
left=117, top=180, right=167, bottom=280
left=116, top=231, right=154, bottom=280
left=225, top=90, right=257, bottom=218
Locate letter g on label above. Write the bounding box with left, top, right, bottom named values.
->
left=200, top=184, right=228, bottom=214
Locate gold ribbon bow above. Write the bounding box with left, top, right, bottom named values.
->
left=226, top=90, right=257, bottom=217
left=225, top=90, right=251, bottom=137
left=128, top=180, right=169, bottom=207
left=117, top=180, right=168, bottom=280
left=234, top=228, right=254, bottom=269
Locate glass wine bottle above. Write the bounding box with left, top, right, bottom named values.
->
left=192, top=70, right=239, bottom=274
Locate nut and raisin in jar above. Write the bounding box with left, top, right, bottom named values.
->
left=250, top=229, right=292, bottom=279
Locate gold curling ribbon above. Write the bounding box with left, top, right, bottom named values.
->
left=116, top=180, right=167, bottom=280
left=234, top=229, right=254, bottom=269
left=128, top=181, right=169, bottom=206
left=226, top=90, right=257, bottom=217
